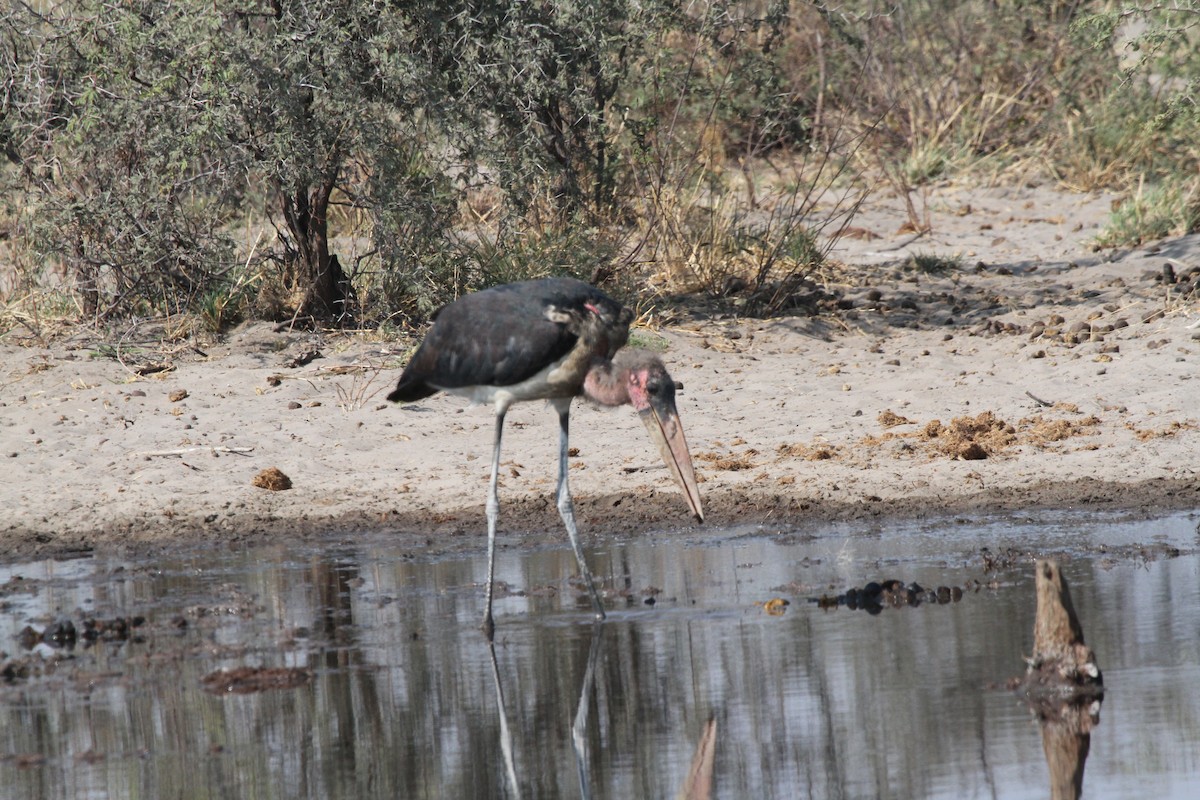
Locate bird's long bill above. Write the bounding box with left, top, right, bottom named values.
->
left=638, top=398, right=704, bottom=523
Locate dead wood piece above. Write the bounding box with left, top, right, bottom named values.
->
left=1026, top=390, right=1053, bottom=407
left=133, top=361, right=174, bottom=376
left=1011, top=559, right=1104, bottom=800
left=1030, top=559, right=1102, bottom=688
left=284, top=349, right=322, bottom=368
left=141, top=446, right=254, bottom=458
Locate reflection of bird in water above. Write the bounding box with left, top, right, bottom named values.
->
left=490, top=622, right=718, bottom=799
left=572, top=625, right=717, bottom=800
left=389, top=278, right=703, bottom=636
left=675, top=717, right=717, bottom=800
left=486, top=639, right=520, bottom=798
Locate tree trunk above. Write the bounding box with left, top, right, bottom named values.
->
left=278, top=167, right=349, bottom=322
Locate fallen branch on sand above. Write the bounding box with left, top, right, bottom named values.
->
left=138, top=446, right=255, bottom=458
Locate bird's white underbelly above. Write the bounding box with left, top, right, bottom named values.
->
left=438, top=354, right=577, bottom=410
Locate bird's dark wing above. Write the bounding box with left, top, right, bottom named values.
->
left=387, top=278, right=627, bottom=402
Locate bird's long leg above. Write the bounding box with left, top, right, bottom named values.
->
left=552, top=398, right=606, bottom=621
left=483, top=404, right=509, bottom=639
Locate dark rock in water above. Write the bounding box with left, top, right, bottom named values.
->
left=1, top=659, right=31, bottom=682
left=17, top=626, right=40, bottom=650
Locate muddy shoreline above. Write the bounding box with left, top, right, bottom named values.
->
left=3, top=182, right=1199, bottom=565
left=6, top=477, right=1198, bottom=566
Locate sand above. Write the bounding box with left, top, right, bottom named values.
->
left=2, top=181, right=1198, bottom=562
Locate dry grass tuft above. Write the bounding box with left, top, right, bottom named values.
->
left=776, top=442, right=839, bottom=461
left=920, top=412, right=1016, bottom=460
left=861, top=410, right=1107, bottom=462
left=1021, top=415, right=1103, bottom=446
left=1126, top=420, right=1199, bottom=441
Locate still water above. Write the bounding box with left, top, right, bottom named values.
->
left=1, top=511, right=1198, bottom=799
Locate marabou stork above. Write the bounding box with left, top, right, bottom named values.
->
left=388, top=277, right=703, bottom=636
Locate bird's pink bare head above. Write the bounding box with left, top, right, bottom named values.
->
left=623, top=357, right=672, bottom=412
left=604, top=350, right=703, bottom=522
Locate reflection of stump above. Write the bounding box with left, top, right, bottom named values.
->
left=1018, top=559, right=1104, bottom=800
left=1038, top=695, right=1099, bottom=800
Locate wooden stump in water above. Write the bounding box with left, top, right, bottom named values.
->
left=1018, top=559, right=1104, bottom=800
left=1030, top=559, right=1102, bottom=687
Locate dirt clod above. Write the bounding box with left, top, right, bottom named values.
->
left=878, top=409, right=914, bottom=428
left=252, top=467, right=292, bottom=491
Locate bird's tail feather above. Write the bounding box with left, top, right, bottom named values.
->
left=387, top=380, right=437, bottom=403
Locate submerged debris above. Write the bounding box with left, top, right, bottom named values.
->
left=812, top=578, right=968, bottom=614
left=758, top=597, right=790, bottom=615
left=15, top=616, right=146, bottom=651
left=201, top=666, right=312, bottom=695
left=3, top=614, right=156, bottom=685
left=80, top=616, right=145, bottom=644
